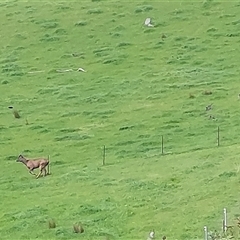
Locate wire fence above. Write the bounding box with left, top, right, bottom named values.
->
left=101, top=125, right=240, bottom=164
left=156, top=125, right=240, bottom=156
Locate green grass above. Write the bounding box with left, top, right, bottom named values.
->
left=0, top=0, right=240, bottom=239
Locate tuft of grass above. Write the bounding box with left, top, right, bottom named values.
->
left=2, top=63, right=24, bottom=76
left=207, top=27, right=218, bottom=32
left=54, top=28, right=67, bottom=35
left=12, top=109, right=20, bottom=119
left=134, top=5, right=153, bottom=13
left=48, top=219, right=56, bottom=229
left=202, top=0, right=215, bottom=8
left=73, top=223, right=84, bottom=233
left=41, top=22, right=58, bottom=29
left=203, top=90, right=213, bottom=95
left=74, top=21, right=87, bottom=26
left=40, top=34, right=60, bottom=42
left=116, top=42, right=132, bottom=48
left=189, top=93, right=195, bottom=99
left=1, top=80, right=9, bottom=84
left=87, top=8, right=103, bottom=14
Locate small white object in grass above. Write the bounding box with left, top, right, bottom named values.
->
left=77, top=67, right=86, bottom=72
left=144, top=18, right=154, bottom=27
left=147, top=230, right=155, bottom=240
left=145, top=18, right=151, bottom=25
left=28, top=70, right=45, bottom=74
left=56, top=69, right=73, bottom=73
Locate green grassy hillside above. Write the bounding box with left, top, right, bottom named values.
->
left=0, top=0, right=239, bottom=239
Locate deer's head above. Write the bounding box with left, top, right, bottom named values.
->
left=17, top=154, right=25, bottom=162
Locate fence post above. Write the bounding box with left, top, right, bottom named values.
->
left=223, top=208, right=227, bottom=233
left=103, top=145, right=106, bottom=165
left=204, top=226, right=208, bottom=240
left=161, top=135, right=164, bottom=155
left=217, top=126, right=220, bottom=147
left=48, top=155, right=50, bottom=175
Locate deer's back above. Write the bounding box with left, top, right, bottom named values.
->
left=26, top=158, right=49, bottom=169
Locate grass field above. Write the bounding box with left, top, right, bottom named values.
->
left=0, top=0, right=240, bottom=239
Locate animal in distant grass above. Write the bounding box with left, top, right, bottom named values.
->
left=206, top=103, right=213, bottom=111
left=16, top=154, right=50, bottom=179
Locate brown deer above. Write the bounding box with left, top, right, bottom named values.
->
left=16, top=154, right=50, bottom=179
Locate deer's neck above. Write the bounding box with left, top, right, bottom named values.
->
left=21, top=158, right=29, bottom=166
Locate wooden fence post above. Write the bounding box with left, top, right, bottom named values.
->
left=103, top=145, right=106, bottom=165
left=161, top=135, right=164, bottom=155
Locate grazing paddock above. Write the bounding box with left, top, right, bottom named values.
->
left=0, top=0, right=240, bottom=240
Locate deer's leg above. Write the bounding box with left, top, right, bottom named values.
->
left=43, top=167, right=47, bottom=176
left=29, top=170, right=36, bottom=176
left=28, top=167, right=36, bottom=176
left=36, top=166, right=43, bottom=179
left=36, top=170, right=42, bottom=179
